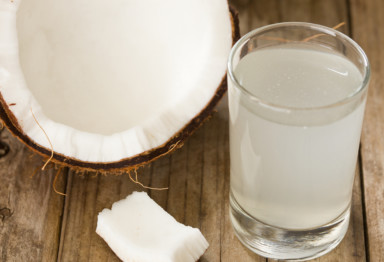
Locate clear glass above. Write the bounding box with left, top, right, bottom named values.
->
left=228, top=22, right=370, bottom=261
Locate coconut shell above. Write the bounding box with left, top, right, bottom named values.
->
left=0, top=6, right=240, bottom=172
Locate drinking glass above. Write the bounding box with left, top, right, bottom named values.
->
left=227, top=22, right=370, bottom=261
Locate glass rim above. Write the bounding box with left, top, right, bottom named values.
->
left=227, top=22, right=371, bottom=112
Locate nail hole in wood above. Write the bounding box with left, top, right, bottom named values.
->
left=0, top=140, right=9, bottom=158
left=0, top=207, right=13, bottom=222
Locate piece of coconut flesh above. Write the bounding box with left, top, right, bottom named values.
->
left=97, top=192, right=209, bottom=262
left=0, top=0, right=234, bottom=170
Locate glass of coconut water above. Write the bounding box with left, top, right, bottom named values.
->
left=227, top=22, right=370, bottom=261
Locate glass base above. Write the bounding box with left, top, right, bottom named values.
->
left=229, top=193, right=350, bottom=261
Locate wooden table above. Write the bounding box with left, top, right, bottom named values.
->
left=0, top=0, right=383, bottom=261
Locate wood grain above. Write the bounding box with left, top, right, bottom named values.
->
left=56, top=0, right=368, bottom=261
left=57, top=167, right=152, bottom=262
left=350, top=0, right=384, bottom=260
left=1, top=0, right=381, bottom=261
left=0, top=129, right=66, bottom=262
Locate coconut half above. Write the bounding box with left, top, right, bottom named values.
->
left=0, top=0, right=239, bottom=171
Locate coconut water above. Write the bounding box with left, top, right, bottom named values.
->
left=229, top=47, right=366, bottom=229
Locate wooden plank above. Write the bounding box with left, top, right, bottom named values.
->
left=57, top=167, right=153, bottom=262
left=199, top=107, right=232, bottom=262
left=55, top=1, right=368, bottom=262
left=0, top=128, right=66, bottom=262
left=0, top=1, right=376, bottom=262
left=166, top=139, right=189, bottom=223
left=249, top=0, right=350, bottom=30
left=350, top=0, right=384, bottom=260
left=183, top=129, right=204, bottom=229
left=148, top=155, right=172, bottom=209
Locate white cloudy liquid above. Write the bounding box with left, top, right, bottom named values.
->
left=229, top=47, right=366, bottom=230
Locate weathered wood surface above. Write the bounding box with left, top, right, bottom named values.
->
left=0, top=0, right=382, bottom=261
left=0, top=128, right=66, bottom=262
left=350, top=0, right=384, bottom=261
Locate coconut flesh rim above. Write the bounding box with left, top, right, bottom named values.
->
left=0, top=0, right=235, bottom=169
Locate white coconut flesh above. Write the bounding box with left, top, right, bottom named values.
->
left=0, top=0, right=233, bottom=164
left=97, top=192, right=209, bottom=262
